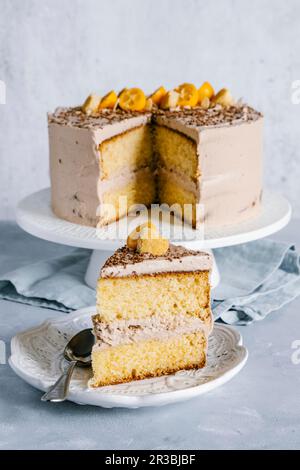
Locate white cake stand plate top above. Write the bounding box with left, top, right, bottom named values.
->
left=9, top=307, right=248, bottom=408
left=17, top=188, right=291, bottom=250
left=16, top=188, right=291, bottom=288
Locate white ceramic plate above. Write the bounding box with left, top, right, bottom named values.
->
left=9, top=307, right=248, bottom=408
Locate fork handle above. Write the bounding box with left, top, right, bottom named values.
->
left=41, top=360, right=77, bottom=402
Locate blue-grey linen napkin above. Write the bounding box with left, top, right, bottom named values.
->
left=0, top=222, right=95, bottom=312
left=0, top=222, right=299, bottom=323
left=213, top=239, right=300, bottom=324
left=0, top=249, right=95, bottom=312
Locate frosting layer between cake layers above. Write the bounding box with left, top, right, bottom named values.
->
left=92, top=313, right=211, bottom=350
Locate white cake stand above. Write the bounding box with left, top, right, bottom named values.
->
left=16, top=188, right=291, bottom=289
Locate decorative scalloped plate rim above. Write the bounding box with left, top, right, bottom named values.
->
left=9, top=307, right=248, bottom=408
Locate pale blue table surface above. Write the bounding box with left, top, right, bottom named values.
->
left=0, top=220, right=300, bottom=450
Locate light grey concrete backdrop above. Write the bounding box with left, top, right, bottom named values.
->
left=0, top=0, right=300, bottom=220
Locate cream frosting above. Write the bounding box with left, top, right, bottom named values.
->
left=49, top=107, right=151, bottom=138
left=100, top=244, right=212, bottom=278
left=97, top=167, right=153, bottom=196
left=155, top=115, right=263, bottom=227
left=92, top=312, right=210, bottom=350
left=49, top=123, right=100, bottom=225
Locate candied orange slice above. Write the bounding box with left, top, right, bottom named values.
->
left=119, top=88, right=146, bottom=111
left=198, top=82, right=214, bottom=103
left=99, top=90, right=117, bottom=109
left=176, top=83, right=198, bottom=107
left=127, top=222, right=158, bottom=250
left=137, top=233, right=169, bottom=256
left=149, top=86, right=167, bottom=106
left=118, top=87, right=128, bottom=97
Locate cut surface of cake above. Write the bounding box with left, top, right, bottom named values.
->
left=49, top=84, right=263, bottom=229
left=90, top=225, right=213, bottom=387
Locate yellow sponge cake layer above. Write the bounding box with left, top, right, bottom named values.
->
left=158, top=171, right=197, bottom=227
left=97, top=271, right=210, bottom=323
left=99, top=170, right=156, bottom=226
left=154, top=125, right=198, bottom=181
left=90, top=331, right=206, bottom=387
left=100, top=125, right=152, bottom=179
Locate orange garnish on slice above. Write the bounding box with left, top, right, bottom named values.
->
left=118, top=88, right=128, bottom=97
left=176, top=83, right=198, bottom=107
left=127, top=222, right=158, bottom=250
left=99, top=90, right=118, bottom=109
left=119, top=88, right=146, bottom=111
left=149, top=86, right=167, bottom=106
left=198, top=82, right=214, bottom=103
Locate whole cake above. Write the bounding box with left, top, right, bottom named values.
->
left=90, top=223, right=213, bottom=387
left=48, top=83, right=263, bottom=229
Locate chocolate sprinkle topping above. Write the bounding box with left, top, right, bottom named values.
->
left=48, top=107, right=151, bottom=129
left=101, top=244, right=209, bottom=270
left=154, top=104, right=262, bottom=128
left=48, top=103, right=262, bottom=130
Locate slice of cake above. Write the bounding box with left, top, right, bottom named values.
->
left=90, top=224, right=213, bottom=387
left=49, top=83, right=263, bottom=229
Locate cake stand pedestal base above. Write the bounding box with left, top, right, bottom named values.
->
left=84, top=248, right=221, bottom=289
